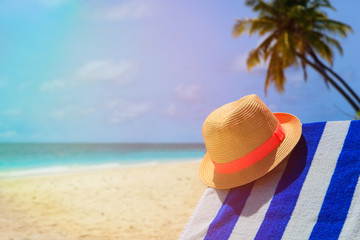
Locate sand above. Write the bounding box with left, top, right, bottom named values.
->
left=0, top=160, right=206, bottom=240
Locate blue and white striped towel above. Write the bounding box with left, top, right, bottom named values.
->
left=179, top=120, right=360, bottom=240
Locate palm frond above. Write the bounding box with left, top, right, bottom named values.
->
left=249, top=18, right=277, bottom=35
left=258, top=33, right=277, bottom=61
left=323, top=36, right=343, bottom=55
left=297, top=38, right=308, bottom=81
left=253, top=1, right=280, bottom=17
left=309, top=0, right=335, bottom=11
left=306, top=30, right=343, bottom=56
left=235, top=0, right=353, bottom=96
left=311, top=39, right=334, bottom=65
left=265, top=46, right=285, bottom=93
left=233, top=19, right=252, bottom=37
left=313, top=19, right=352, bottom=37
left=247, top=33, right=276, bottom=71
left=247, top=49, right=261, bottom=71
left=233, top=17, right=277, bottom=38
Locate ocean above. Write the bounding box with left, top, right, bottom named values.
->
left=0, top=143, right=206, bottom=178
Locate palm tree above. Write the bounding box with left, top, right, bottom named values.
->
left=233, top=0, right=360, bottom=117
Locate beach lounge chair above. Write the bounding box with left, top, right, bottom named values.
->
left=179, top=120, right=360, bottom=240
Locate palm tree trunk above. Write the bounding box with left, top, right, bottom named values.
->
left=296, top=52, right=360, bottom=112
left=307, top=47, right=360, bottom=105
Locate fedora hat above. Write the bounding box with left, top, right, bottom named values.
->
left=200, top=94, right=302, bottom=189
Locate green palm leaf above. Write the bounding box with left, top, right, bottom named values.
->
left=234, top=0, right=353, bottom=92
left=234, top=0, right=360, bottom=115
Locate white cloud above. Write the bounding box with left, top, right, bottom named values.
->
left=39, top=59, right=137, bottom=92
left=50, top=107, right=95, bottom=121
left=106, top=100, right=122, bottom=109
left=110, top=101, right=153, bottom=123
left=29, top=132, right=42, bottom=140
left=162, top=102, right=190, bottom=119
left=0, top=131, right=17, bottom=138
left=40, top=79, right=66, bottom=91
left=51, top=109, right=66, bottom=120
left=2, top=109, right=22, bottom=116
left=80, top=108, right=95, bottom=115
left=17, top=81, right=33, bottom=91
left=50, top=99, right=152, bottom=123
left=76, top=60, right=137, bottom=84
left=162, top=84, right=207, bottom=119
left=162, top=101, right=210, bottom=121
left=174, top=84, right=203, bottom=102
left=163, top=103, right=178, bottom=117
left=93, top=0, right=154, bottom=20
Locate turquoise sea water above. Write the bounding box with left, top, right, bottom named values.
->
left=0, top=143, right=205, bottom=177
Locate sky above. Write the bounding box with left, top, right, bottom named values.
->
left=0, top=0, right=359, bottom=143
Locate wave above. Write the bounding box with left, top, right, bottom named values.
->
left=0, top=158, right=202, bottom=179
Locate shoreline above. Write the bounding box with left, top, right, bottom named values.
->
left=0, top=159, right=206, bottom=239
left=0, top=157, right=203, bottom=179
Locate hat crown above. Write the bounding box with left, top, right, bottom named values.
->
left=202, top=94, right=279, bottom=164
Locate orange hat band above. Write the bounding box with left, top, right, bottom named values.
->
left=211, top=122, right=286, bottom=174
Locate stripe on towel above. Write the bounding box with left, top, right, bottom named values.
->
left=204, top=182, right=255, bottom=240
left=338, top=172, right=360, bottom=239
left=281, top=121, right=350, bottom=240
left=178, top=188, right=229, bottom=240
left=228, top=158, right=288, bottom=240
left=254, top=122, right=327, bottom=240
left=309, top=121, right=360, bottom=240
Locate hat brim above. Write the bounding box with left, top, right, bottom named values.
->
left=199, top=112, right=302, bottom=189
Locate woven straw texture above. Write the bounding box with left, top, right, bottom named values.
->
left=200, top=95, right=302, bottom=189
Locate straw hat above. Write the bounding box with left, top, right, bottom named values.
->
left=200, top=94, right=301, bottom=189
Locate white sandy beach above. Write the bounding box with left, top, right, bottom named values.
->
left=0, top=160, right=206, bottom=240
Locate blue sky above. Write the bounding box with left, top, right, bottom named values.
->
left=0, top=0, right=359, bottom=142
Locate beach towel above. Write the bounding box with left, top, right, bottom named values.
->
left=179, top=120, right=360, bottom=240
